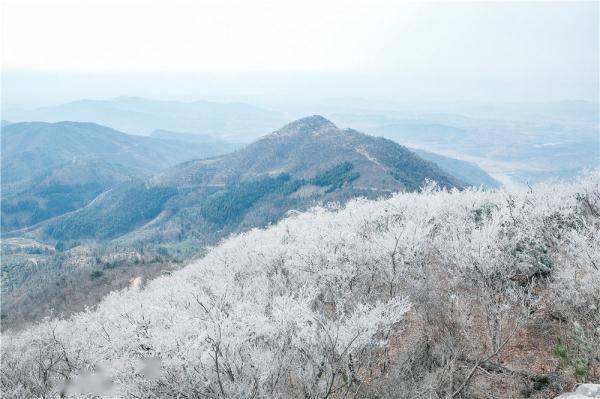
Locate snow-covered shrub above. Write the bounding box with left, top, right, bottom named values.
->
left=1, top=171, right=598, bottom=398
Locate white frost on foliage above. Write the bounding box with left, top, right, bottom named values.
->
left=2, top=172, right=599, bottom=398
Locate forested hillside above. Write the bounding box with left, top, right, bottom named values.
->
left=10, top=115, right=465, bottom=254
left=2, top=116, right=468, bottom=329
left=2, top=172, right=598, bottom=398
left=1, top=121, right=236, bottom=231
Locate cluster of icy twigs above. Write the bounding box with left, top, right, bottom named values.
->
left=2, top=172, right=599, bottom=398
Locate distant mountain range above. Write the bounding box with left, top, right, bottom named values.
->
left=325, top=106, right=599, bottom=186
left=25, top=116, right=463, bottom=245
left=1, top=115, right=499, bottom=329
left=2, top=118, right=498, bottom=234
left=411, top=148, right=500, bottom=188
left=150, top=129, right=242, bottom=153
left=4, top=97, right=288, bottom=140
left=7, top=97, right=597, bottom=185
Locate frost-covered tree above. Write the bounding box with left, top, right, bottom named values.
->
left=2, top=172, right=599, bottom=398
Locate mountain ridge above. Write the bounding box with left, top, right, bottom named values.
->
left=1, top=121, right=238, bottom=231
left=29, top=115, right=463, bottom=245
left=2, top=116, right=496, bottom=330
left=5, top=97, right=288, bottom=139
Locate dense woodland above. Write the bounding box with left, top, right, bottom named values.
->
left=2, top=172, right=598, bottom=398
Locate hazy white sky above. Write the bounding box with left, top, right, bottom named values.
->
left=1, top=0, right=598, bottom=105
